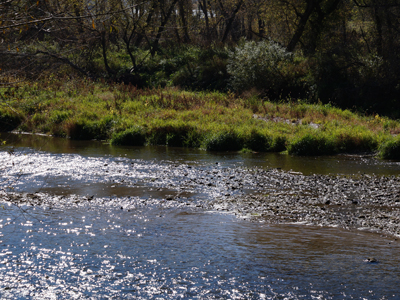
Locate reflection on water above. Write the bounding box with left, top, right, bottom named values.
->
left=2, top=132, right=400, bottom=175
left=1, top=204, right=400, bottom=299
left=1, top=132, right=400, bottom=299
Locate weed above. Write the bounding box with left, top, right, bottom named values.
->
left=244, top=129, right=273, bottom=152
left=2, top=77, right=400, bottom=158
left=288, top=133, right=335, bottom=156
left=111, top=126, right=146, bottom=146
left=203, top=130, right=244, bottom=152
left=0, top=107, right=23, bottom=131
left=378, top=136, right=400, bottom=159
left=332, top=128, right=379, bottom=153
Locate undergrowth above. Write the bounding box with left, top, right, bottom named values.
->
left=0, top=77, right=399, bottom=158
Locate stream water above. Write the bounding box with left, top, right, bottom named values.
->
left=1, top=133, right=400, bottom=299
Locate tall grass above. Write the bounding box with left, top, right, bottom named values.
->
left=0, top=77, right=399, bottom=158
left=379, top=136, right=400, bottom=159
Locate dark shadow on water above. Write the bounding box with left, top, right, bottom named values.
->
left=2, top=132, right=400, bottom=176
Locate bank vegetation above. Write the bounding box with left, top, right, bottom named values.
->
left=1, top=78, right=400, bottom=158
left=1, top=0, right=400, bottom=158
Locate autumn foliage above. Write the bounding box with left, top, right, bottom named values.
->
left=1, top=0, right=400, bottom=116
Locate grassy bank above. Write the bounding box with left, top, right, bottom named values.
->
left=1, top=78, right=400, bottom=158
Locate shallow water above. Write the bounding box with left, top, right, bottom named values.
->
left=3, top=132, right=400, bottom=176
left=1, top=133, right=400, bottom=299
left=1, top=204, right=400, bottom=299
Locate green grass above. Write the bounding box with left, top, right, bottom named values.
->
left=379, top=136, right=400, bottom=159
left=0, top=77, right=399, bottom=158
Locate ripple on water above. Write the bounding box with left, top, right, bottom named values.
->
left=1, top=141, right=400, bottom=299
left=0, top=204, right=400, bottom=299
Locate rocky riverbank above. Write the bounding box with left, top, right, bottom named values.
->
left=2, top=163, right=400, bottom=237
left=211, top=169, right=400, bottom=237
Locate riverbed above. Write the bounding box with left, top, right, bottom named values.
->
left=1, top=133, right=400, bottom=299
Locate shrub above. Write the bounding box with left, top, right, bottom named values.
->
left=332, top=129, right=378, bottom=153
left=0, top=108, right=23, bottom=131
left=315, top=52, right=400, bottom=118
left=227, top=40, right=313, bottom=100
left=66, top=116, right=115, bottom=140
left=203, top=131, right=243, bottom=151
left=379, top=136, right=400, bottom=159
left=270, top=135, right=287, bottom=152
left=170, top=46, right=229, bottom=91
left=65, top=119, right=94, bottom=140
left=147, top=122, right=199, bottom=147
left=111, top=126, right=146, bottom=146
left=288, top=133, right=335, bottom=156
left=245, top=129, right=273, bottom=152
left=49, top=110, right=72, bottom=124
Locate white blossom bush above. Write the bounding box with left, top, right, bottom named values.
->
left=227, top=40, right=312, bottom=100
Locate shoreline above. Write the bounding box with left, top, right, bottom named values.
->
left=2, top=81, right=400, bottom=158
left=2, top=167, right=400, bottom=238
left=211, top=169, right=400, bottom=237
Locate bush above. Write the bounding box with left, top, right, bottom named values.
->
left=379, top=136, right=400, bottom=159
left=244, top=129, right=273, bottom=152
left=203, top=131, right=243, bottom=151
left=315, top=52, right=400, bottom=118
left=332, top=129, right=378, bottom=153
left=0, top=108, right=23, bottom=131
left=49, top=110, right=72, bottom=124
left=147, top=122, right=200, bottom=147
left=135, top=46, right=229, bottom=91
left=170, top=46, right=229, bottom=91
left=288, top=133, right=335, bottom=156
left=227, top=40, right=313, bottom=100
left=111, top=126, right=146, bottom=146
left=66, top=116, right=115, bottom=140
left=270, top=135, right=287, bottom=152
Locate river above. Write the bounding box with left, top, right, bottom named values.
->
left=1, top=133, right=400, bottom=299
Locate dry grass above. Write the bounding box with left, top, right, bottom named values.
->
left=1, top=77, right=399, bottom=155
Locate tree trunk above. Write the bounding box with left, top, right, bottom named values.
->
left=134, top=0, right=157, bottom=48
left=178, top=0, right=191, bottom=43
left=101, top=31, right=114, bottom=77
left=151, top=0, right=179, bottom=56
left=287, top=0, right=317, bottom=52
left=221, top=0, right=244, bottom=42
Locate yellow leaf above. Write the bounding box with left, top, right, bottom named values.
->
left=92, top=20, right=95, bottom=29
left=37, top=0, right=39, bottom=5
left=17, top=47, right=19, bottom=52
left=110, top=26, right=112, bottom=33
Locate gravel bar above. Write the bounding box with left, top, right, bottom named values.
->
left=211, top=169, right=400, bottom=237
left=2, top=166, right=400, bottom=237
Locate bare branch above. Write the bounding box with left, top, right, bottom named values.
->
left=0, top=1, right=150, bottom=30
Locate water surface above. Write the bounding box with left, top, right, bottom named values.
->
left=1, top=132, right=400, bottom=299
